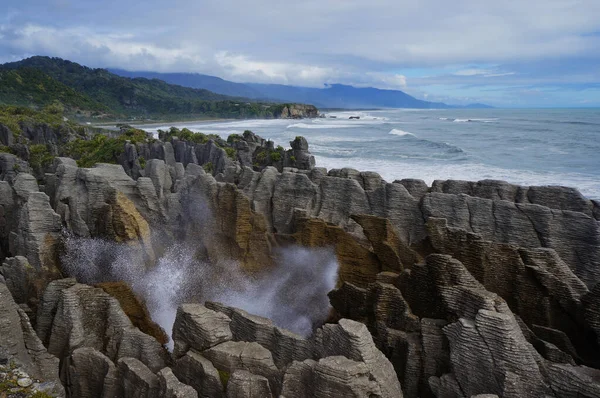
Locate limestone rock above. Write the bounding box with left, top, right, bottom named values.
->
left=313, top=356, right=382, bottom=397
left=172, top=304, right=232, bottom=358
left=173, top=350, right=225, bottom=398
left=9, top=189, right=61, bottom=270
left=118, top=357, right=160, bottom=398
left=546, top=363, right=600, bottom=397
left=206, top=302, right=312, bottom=369
left=98, top=281, right=169, bottom=346
left=0, top=281, right=62, bottom=393
left=67, top=347, right=119, bottom=398
left=158, top=367, right=198, bottom=398
left=202, top=341, right=280, bottom=395
left=315, top=319, right=403, bottom=398
left=42, top=283, right=168, bottom=372
left=226, top=370, right=273, bottom=398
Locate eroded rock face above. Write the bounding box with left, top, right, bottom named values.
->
left=0, top=280, right=64, bottom=396
left=3, top=130, right=600, bottom=398
left=38, top=280, right=168, bottom=373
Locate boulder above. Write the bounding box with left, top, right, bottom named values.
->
left=158, top=367, right=198, bottom=398
left=315, top=319, right=404, bottom=398
left=202, top=341, right=281, bottom=395
left=118, top=357, right=160, bottom=398
left=67, top=347, right=119, bottom=398
left=173, top=350, right=225, bottom=398
left=172, top=304, right=232, bottom=358
left=226, top=370, right=273, bottom=398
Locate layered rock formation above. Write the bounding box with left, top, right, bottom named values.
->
left=1, top=121, right=600, bottom=397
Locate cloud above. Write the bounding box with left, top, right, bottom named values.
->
left=1, top=0, right=600, bottom=105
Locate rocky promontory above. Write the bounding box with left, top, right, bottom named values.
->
left=1, top=111, right=600, bottom=397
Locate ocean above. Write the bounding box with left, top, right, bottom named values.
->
left=139, top=108, right=600, bottom=200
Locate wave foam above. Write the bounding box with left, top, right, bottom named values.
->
left=287, top=122, right=363, bottom=129
left=389, top=129, right=415, bottom=137
left=453, top=118, right=499, bottom=123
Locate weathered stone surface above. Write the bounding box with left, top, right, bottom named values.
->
left=202, top=341, right=280, bottom=395
left=313, top=356, right=382, bottom=398
left=546, top=363, right=600, bottom=397
left=0, top=124, right=14, bottom=146
left=172, top=304, right=232, bottom=358
left=98, top=281, right=169, bottom=346
left=118, top=357, right=160, bottom=398
left=42, top=283, right=168, bottom=372
left=158, top=367, right=198, bottom=398
left=226, top=370, right=273, bottom=398
left=173, top=350, right=225, bottom=398
left=35, top=278, right=77, bottom=344
left=315, top=319, right=403, bottom=398
left=427, top=218, right=596, bottom=362
left=145, top=159, right=173, bottom=198
left=280, top=359, right=317, bottom=398
left=67, top=347, right=119, bottom=398
left=9, top=188, right=61, bottom=270
left=583, top=285, right=600, bottom=349
left=206, top=302, right=312, bottom=369
left=422, top=193, right=600, bottom=288
left=0, top=281, right=62, bottom=394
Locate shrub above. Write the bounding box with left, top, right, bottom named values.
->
left=138, top=156, right=146, bottom=169
left=227, top=133, right=242, bottom=144
left=29, top=144, right=54, bottom=170
left=224, top=147, right=237, bottom=160
left=203, top=162, right=214, bottom=174
left=44, top=100, right=65, bottom=115
left=270, top=151, right=282, bottom=162
left=276, top=145, right=284, bottom=152
left=290, top=155, right=296, bottom=163
left=256, top=151, right=267, bottom=162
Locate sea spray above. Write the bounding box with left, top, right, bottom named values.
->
left=61, top=234, right=338, bottom=349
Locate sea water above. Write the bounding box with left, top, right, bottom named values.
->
left=139, top=108, right=600, bottom=199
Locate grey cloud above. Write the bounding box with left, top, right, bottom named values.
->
left=1, top=0, right=600, bottom=102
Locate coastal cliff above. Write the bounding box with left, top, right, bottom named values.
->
left=1, top=113, right=600, bottom=397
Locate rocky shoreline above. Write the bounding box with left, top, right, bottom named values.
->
left=0, top=117, right=599, bottom=397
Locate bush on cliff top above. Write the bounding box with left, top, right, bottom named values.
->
left=66, top=128, right=149, bottom=168
left=158, top=127, right=221, bottom=145
left=0, top=105, right=66, bottom=135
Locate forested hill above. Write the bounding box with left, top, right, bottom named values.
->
left=0, top=56, right=317, bottom=120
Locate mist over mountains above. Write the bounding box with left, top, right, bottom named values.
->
left=110, top=69, right=492, bottom=110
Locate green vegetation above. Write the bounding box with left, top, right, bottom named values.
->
left=224, top=147, right=237, bottom=160
left=227, top=133, right=242, bottom=144
left=158, top=127, right=221, bottom=145
left=276, top=145, right=284, bottom=152
left=0, top=104, right=66, bottom=134
left=29, top=144, right=54, bottom=170
left=270, top=151, right=282, bottom=162
left=0, top=67, right=108, bottom=114
left=138, top=156, right=146, bottom=169
left=256, top=151, right=267, bottom=162
left=66, top=128, right=149, bottom=168
left=0, top=56, right=302, bottom=120
left=0, top=145, right=14, bottom=154
left=218, top=370, right=230, bottom=387
left=203, top=162, right=214, bottom=174
left=290, top=155, right=296, bottom=163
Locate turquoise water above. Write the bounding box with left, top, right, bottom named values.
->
left=140, top=108, right=600, bottom=199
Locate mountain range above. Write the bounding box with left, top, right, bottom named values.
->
left=0, top=57, right=305, bottom=120
left=110, top=69, right=492, bottom=109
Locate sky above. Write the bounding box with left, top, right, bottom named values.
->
left=1, top=0, right=600, bottom=107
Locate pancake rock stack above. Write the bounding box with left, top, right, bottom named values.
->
left=0, top=120, right=600, bottom=397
